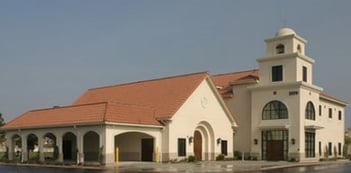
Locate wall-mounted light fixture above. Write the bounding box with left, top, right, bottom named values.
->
left=291, top=138, right=295, bottom=145
left=217, top=138, right=222, bottom=144
left=188, top=136, right=193, bottom=144
left=254, top=139, right=258, bottom=145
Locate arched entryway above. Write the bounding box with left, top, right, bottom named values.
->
left=62, top=132, right=77, bottom=161
left=193, top=121, right=215, bottom=161
left=83, top=131, right=100, bottom=162
left=114, top=132, right=154, bottom=161
left=43, top=133, right=57, bottom=161
left=27, top=134, right=39, bottom=161
left=11, top=134, right=21, bottom=161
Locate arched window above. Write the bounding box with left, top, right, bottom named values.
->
left=276, top=44, right=285, bottom=54
left=297, top=44, right=302, bottom=53
left=262, top=101, right=288, bottom=120
left=305, top=101, right=315, bottom=120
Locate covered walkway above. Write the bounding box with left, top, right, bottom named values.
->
left=6, top=126, right=103, bottom=164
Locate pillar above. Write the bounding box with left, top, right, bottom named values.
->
left=6, top=134, right=13, bottom=161
left=39, top=137, right=45, bottom=162
left=77, top=131, right=84, bottom=164
left=57, top=135, right=63, bottom=162
left=21, top=135, right=28, bottom=162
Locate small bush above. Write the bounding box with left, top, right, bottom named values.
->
left=234, top=151, right=242, bottom=160
left=216, top=154, right=225, bottom=161
left=224, top=157, right=234, bottom=161
left=168, top=159, right=178, bottom=163
left=187, top=155, right=196, bottom=162
left=289, top=158, right=298, bottom=162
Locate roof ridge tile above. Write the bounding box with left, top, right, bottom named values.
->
left=212, top=69, right=258, bottom=77
left=88, top=71, right=209, bottom=91
left=29, top=102, right=108, bottom=112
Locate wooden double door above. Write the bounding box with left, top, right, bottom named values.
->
left=266, top=140, right=284, bottom=161
left=262, top=130, right=288, bottom=161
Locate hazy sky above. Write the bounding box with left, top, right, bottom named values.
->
left=1, top=0, right=350, bottom=127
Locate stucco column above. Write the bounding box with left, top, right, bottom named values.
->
left=77, top=131, right=84, bottom=164
left=38, top=137, right=45, bottom=162
left=154, top=135, right=161, bottom=162
left=56, top=135, right=63, bottom=162
left=99, top=129, right=105, bottom=164
left=21, top=135, right=28, bottom=162
left=6, top=134, right=13, bottom=161
left=104, top=130, right=115, bottom=165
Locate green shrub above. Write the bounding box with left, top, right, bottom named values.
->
left=234, top=151, right=242, bottom=160
left=28, top=151, right=39, bottom=161
left=187, top=155, right=196, bottom=162
left=289, top=158, right=298, bottom=162
left=216, top=154, right=225, bottom=161
left=0, top=152, right=6, bottom=161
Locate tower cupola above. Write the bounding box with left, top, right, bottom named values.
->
left=265, top=27, right=307, bottom=56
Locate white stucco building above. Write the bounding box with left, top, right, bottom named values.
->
left=1, top=27, right=347, bottom=164
left=213, top=28, right=347, bottom=161
left=2, top=72, right=236, bottom=165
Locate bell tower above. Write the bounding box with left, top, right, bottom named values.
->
left=257, top=28, right=315, bottom=85
left=265, top=28, right=307, bottom=56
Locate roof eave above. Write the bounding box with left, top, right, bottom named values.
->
left=2, top=121, right=105, bottom=131
left=105, top=121, right=164, bottom=129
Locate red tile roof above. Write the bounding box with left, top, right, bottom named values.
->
left=3, top=69, right=345, bottom=130
left=3, top=102, right=107, bottom=129
left=320, top=92, right=348, bottom=106
left=212, top=69, right=259, bottom=88
left=3, top=72, right=210, bottom=129
left=73, top=72, right=209, bottom=119
left=212, top=69, right=259, bottom=98
left=105, top=102, right=160, bottom=125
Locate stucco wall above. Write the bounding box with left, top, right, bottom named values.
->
left=318, top=99, right=345, bottom=158
left=167, top=78, right=234, bottom=160
left=229, top=83, right=255, bottom=155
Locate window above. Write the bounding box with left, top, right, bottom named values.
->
left=319, top=141, right=322, bottom=156
left=297, top=44, right=302, bottom=53
left=328, top=142, right=332, bottom=156
left=262, top=101, right=288, bottom=120
left=329, top=108, right=333, bottom=119
left=305, top=101, right=315, bottom=120
left=303, top=66, right=307, bottom=82
left=272, top=65, right=283, bottom=82
left=276, top=44, right=285, bottom=54
left=221, top=140, right=228, bottom=156
left=319, top=105, right=322, bottom=116
left=305, top=132, right=315, bottom=158
left=177, top=138, right=186, bottom=156
left=338, top=111, right=342, bottom=120
left=338, top=143, right=342, bottom=155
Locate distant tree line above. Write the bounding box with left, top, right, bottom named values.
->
left=0, top=113, right=5, bottom=144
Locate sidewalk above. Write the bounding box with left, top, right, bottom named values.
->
left=116, top=160, right=351, bottom=173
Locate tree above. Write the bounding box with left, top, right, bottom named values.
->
left=345, top=135, right=351, bottom=145
left=0, top=113, right=5, bottom=144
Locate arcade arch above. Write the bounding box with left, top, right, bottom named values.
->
left=114, top=132, right=154, bottom=161
left=83, top=131, right=100, bottom=162
left=62, top=132, right=77, bottom=161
